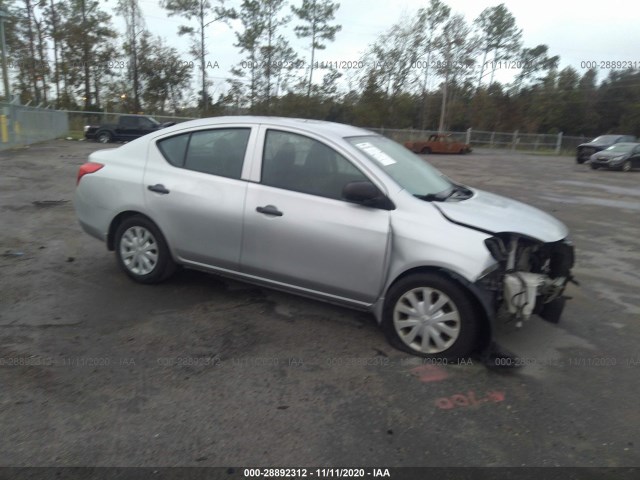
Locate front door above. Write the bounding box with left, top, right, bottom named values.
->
left=240, top=129, right=390, bottom=303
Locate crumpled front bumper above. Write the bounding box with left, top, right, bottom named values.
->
left=591, top=157, right=625, bottom=169
left=476, top=236, right=576, bottom=326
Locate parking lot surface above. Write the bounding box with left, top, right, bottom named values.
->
left=1, top=140, right=639, bottom=467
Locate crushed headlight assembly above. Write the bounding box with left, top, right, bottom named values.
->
left=482, top=234, right=576, bottom=326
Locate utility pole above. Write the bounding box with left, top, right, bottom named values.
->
left=0, top=10, right=10, bottom=101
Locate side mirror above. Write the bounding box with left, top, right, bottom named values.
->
left=342, top=181, right=395, bottom=210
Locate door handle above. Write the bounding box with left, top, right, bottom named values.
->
left=256, top=205, right=283, bottom=217
left=147, top=184, right=170, bottom=194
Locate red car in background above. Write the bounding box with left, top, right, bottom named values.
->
left=405, top=134, right=472, bottom=154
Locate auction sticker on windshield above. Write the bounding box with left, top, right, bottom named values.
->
left=354, top=142, right=397, bottom=166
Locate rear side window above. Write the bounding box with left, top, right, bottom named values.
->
left=157, top=134, right=189, bottom=166
left=157, top=128, right=251, bottom=179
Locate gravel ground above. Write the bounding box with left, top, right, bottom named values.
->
left=0, top=140, right=638, bottom=468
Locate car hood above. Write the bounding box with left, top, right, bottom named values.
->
left=578, top=142, right=609, bottom=148
left=434, top=189, right=568, bottom=242
left=592, top=150, right=629, bottom=159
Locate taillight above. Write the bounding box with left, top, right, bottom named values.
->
left=76, top=162, right=104, bottom=185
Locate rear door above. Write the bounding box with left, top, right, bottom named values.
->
left=144, top=125, right=256, bottom=270
left=240, top=127, right=391, bottom=303
left=116, top=116, right=139, bottom=142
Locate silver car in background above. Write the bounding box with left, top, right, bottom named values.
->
left=74, top=117, right=575, bottom=359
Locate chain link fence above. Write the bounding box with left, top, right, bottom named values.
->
left=0, top=102, right=69, bottom=150
left=367, top=127, right=588, bottom=155
left=1, top=103, right=592, bottom=156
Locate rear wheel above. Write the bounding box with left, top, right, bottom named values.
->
left=421, top=147, right=431, bottom=154
left=114, top=215, right=176, bottom=284
left=622, top=160, right=632, bottom=172
left=382, top=273, right=479, bottom=360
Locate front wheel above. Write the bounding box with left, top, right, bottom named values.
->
left=382, top=273, right=479, bottom=359
left=622, top=160, right=632, bottom=172
left=114, top=215, right=176, bottom=284
left=590, top=163, right=599, bottom=170
left=421, top=147, right=431, bottom=154
left=96, top=131, right=112, bottom=144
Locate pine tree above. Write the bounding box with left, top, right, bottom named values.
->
left=475, top=4, right=521, bottom=89
left=291, top=0, right=341, bottom=98
left=162, top=0, right=236, bottom=115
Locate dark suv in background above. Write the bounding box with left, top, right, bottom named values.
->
left=576, top=134, right=636, bottom=163
left=84, top=115, right=175, bottom=144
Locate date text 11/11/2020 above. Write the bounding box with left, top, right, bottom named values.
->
left=243, top=468, right=391, bottom=478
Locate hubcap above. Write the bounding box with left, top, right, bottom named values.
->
left=622, top=161, right=631, bottom=172
left=393, top=287, right=461, bottom=354
left=120, top=226, right=158, bottom=276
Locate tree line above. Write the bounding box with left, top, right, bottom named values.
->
left=3, top=0, right=639, bottom=136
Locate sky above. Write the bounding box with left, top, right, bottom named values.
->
left=128, top=0, right=639, bottom=97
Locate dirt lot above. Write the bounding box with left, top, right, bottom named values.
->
left=0, top=139, right=639, bottom=468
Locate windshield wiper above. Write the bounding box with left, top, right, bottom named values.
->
left=443, top=184, right=472, bottom=200
left=415, top=184, right=472, bottom=202
left=414, top=187, right=453, bottom=202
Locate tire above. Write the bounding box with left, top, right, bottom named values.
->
left=576, top=157, right=585, bottom=164
left=622, top=160, right=632, bottom=172
left=590, top=163, right=599, bottom=170
left=421, top=147, right=431, bottom=154
left=382, top=273, right=479, bottom=360
left=114, top=215, right=176, bottom=284
left=96, top=131, right=112, bottom=144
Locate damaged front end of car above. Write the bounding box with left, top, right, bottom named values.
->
left=478, top=233, right=576, bottom=326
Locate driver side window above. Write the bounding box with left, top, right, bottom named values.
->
left=261, top=130, right=368, bottom=200
left=139, top=118, right=154, bottom=129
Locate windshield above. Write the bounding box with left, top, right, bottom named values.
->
left=591, top=135, right=619, bottom=143
left=347, top=135, right=452, bottom=196
left=604, top=143, right=634, bottom=153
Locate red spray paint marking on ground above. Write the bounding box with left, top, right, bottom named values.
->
left=435, top=390, right=506, bottom=410
left=410, top=364, right=449, bottom=383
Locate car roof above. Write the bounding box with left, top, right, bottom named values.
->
left=165, top=116, right=375, bottom=139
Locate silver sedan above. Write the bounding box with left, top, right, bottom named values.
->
left=74, top=116, right=575, bottom=359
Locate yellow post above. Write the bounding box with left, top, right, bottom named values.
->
left=0, top=114, right=7, bottom=143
